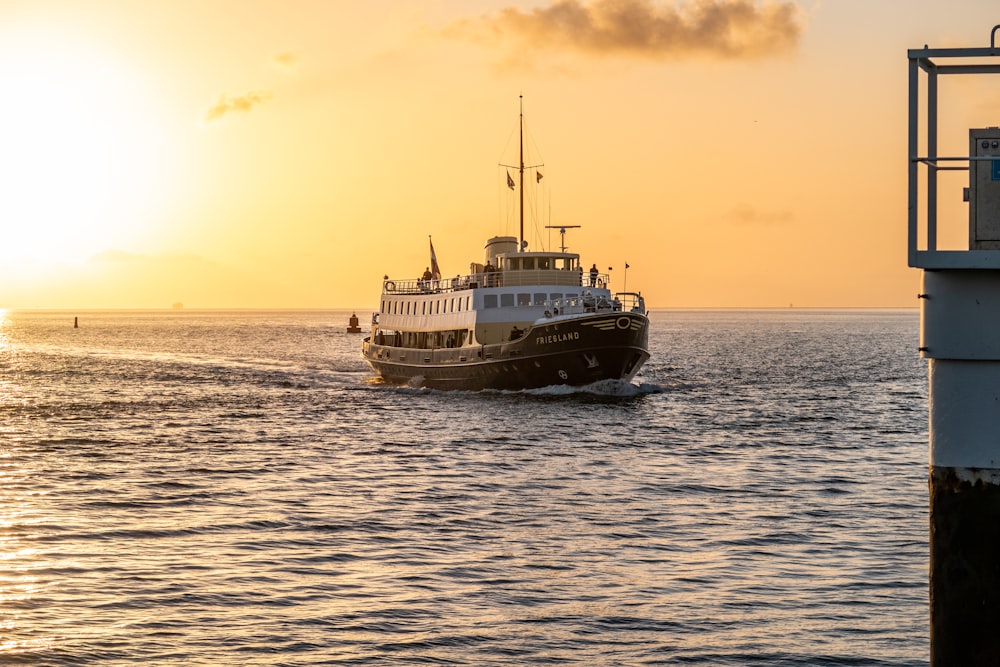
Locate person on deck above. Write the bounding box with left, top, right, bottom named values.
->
left=589, top=263, right=599, bottom=287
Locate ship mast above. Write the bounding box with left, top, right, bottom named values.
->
left=501, top=95, right=540, bottom=252
left=518, top=95, right=524, bottom=252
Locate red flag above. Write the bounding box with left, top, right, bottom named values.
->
left=506, top=171, right=515, bottom=190
left=429, top=237, right=442, bottom=280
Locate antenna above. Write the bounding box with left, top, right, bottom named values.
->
left=544, top=225, right=581, bottom=252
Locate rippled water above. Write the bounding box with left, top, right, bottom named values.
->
left=0, top=309, right=928, bottom=665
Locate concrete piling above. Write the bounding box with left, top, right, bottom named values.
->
left=909, top=28, right=1000, bottom=664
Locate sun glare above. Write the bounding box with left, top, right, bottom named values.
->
left=0, top=30, right=170, bottom=267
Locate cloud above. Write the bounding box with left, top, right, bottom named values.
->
left=204, top=90, right=272, bottom=121
left=448, top=0, right=803, bottom=60
left=728, top=205, right=794, bottom=226
left=272, top=51, right=299, bottom=69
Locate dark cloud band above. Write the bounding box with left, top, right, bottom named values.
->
left=451, top=0, right=803, bottom=60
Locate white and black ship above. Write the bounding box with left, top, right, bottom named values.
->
left=361, top=100, right=650, bottom=390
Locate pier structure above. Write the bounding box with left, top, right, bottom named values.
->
left=910, top=27, right=1000, bottom=665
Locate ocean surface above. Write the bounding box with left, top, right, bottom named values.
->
left=0, top=308, right=928, bottom=665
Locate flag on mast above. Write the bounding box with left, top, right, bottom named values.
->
left=506, top=170, right=515, bottom=190
left=429, top=236, right=442, bottom=280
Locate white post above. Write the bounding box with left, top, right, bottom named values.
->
left=910, top=31, right=1000, bottom=664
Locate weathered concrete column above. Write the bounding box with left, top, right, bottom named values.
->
left=909, top=32, right=1000, bottom=663
left=924, top=271, right=1000, bottom=664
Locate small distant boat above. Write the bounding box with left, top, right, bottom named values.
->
left=361, top=99, right=650, bottom=390
left=346, top=313, right=363, bottom=333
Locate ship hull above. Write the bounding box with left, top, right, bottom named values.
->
left=363, top=311, right=649, bottom=391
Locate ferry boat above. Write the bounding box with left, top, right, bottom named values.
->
left=361, top=102, right=650, bottom=391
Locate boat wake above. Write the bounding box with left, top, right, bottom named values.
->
left=367, top=375, right=664, bottom=397
left=523, top=378, right=663, bottom=397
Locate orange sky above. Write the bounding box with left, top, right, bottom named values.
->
left=1, top=0, right=998, bottom=309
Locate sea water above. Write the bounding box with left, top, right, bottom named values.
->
left=0, top=309, right=928, bottom=665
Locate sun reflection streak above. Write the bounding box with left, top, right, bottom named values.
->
left=0, top=348, right=48, bottom=659
left=0, top=309, right=9, bottom=353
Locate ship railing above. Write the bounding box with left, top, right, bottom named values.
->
left=383, top=272, right=502, bottom=295
left=382, top=269, right=629, bottom=295
left=381, top=269, right=610, bottom=295
left=542, top=292, right=619, bottom=317
left=614, top=291, right=646, bottom=314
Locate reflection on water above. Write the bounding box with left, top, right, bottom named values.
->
left=0, top=310, right=928, bottom=665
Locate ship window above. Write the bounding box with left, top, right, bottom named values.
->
left=517, top=293, right=530, bottom=306
left=435, top=300, right=441, bottom=314
left=534, top=292, right=547, bottom=305
left=507, top=257, right=518, bottom=270
left=484, top=294, right=498, bottom=308
left=538, top=257, right=550, bottom=270
left=465, top=296, right=471, bottom=311
left=522, top=258, right=534, bottom=270
left=500, top=294, right=514, bottom=307
left=550, top=293, right=563, bottom=301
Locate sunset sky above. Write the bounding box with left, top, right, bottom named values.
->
left=1, top=0, right=999, bottom=309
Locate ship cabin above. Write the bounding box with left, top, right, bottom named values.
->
left=368, top=237, right=635, bottom=350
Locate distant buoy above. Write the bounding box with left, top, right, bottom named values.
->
left=346, top=312, right=362, bottom=333
left=74, top=317, right=78, bottom=329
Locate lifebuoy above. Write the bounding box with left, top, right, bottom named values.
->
left=385, top=281, right=396, bottom=292
left=597, top=279, right=604, bottom=288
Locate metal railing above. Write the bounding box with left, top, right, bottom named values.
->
left=908, top=27, right=1000, bottom=269
left=382, top=270, right=609, bottom=295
